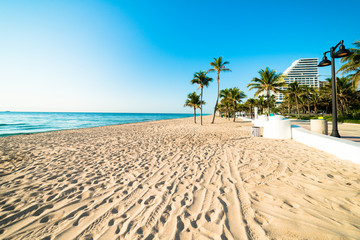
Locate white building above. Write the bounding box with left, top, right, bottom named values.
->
left=276, top=58, right=319, bottom=103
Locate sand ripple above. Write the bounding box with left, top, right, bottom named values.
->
left=1, top=116, right=360, bottom=239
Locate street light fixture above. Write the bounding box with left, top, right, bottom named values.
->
left=318, top=53, right=331, bottom=66
left=318, top=40, right=353, bottom=138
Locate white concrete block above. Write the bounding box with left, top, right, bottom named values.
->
left=263, top=119, right=292, bottom=139
left=254, top=115, right=268, bottom=127
left=292, top=125, right=360, bottom=164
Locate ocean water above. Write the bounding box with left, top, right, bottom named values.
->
left=0, top=112, right=198, bottom=137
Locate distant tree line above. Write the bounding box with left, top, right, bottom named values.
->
left=185, top=40, right=360, bottom=124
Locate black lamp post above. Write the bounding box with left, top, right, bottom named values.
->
left=318, top=40, right=352, bottom=138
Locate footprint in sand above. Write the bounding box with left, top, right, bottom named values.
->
left=144, top=196, right=156, bottom=205
left=33, top=204, right=54, bottom=216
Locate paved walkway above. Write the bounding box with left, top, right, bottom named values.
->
left=291, top=120, right=360, bottom=143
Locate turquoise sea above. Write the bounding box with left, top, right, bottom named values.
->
left=0, top=112, right=198, bottom=137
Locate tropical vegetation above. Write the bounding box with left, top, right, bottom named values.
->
left=338, top=40, right=360, bottom=88
left=184, top=40, right=360, bottom=124
left=286, top=81, right=304, bottom=118
left=278, top=76, right=360, bottom=121
left=247, top=67, right=286, bottom=116
left=184, top=92, right=204, bottom=124
left=191, top=71, right=213, bottom=125
left=218, top=87, right=246, bottom=121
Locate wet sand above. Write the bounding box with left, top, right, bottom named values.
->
left=1, top=115, right=360, bottom=239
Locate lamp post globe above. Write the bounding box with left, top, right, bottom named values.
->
left=318, top=55, right=331, bottom=67
left=334, top=44, right=353, bottom=58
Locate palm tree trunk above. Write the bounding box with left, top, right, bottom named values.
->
left=233, top=100, right=236, bottom=122
left=211, top=72, right=220, bottom=124
left=288, top=101, right=290, bottom=116
left=295, top=97, right=300, bottom=118
left=193, top=107, right=196, bottom=123
left=267, top=90, right=270, bottom=116
left=314, top=103, right=317, bottom=115
left=250, top=104, right=253, bottom=119
left=200, top=88, right=203, bottom=125
left=307, top=102, right=311, bottom=115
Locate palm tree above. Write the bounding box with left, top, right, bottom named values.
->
left=319, top=85, right=332, bottom=114
left=247, top=67, right=286, bottom=116
left=299, top=94, right=307, bottom=114
left=302, top=85, right=315, bottom=115
left=268, top=95, right=277, bottom=113
left=282, top=92, right=292, bottom=116
left=217, top=101, right=228, bottom=118
left=325, top=76, right=354, bottom=116
left=191, top=71, right=213, bottom=125
left=311, top=89, right=321, bottom=115
left=257, top=95, right=266, bottom=114
left=338, top=40, right=360, bottom=88
left=286, top=81, right=304, bottom=118
left=220, top=88, right=231, bottom=119
left=229, top=87, right=247, bottom=122
left=245, top=98, right=256, bottom=119
left=184, top=92, right=204, bottom=123
left=208, top=57, right=231, bottom=124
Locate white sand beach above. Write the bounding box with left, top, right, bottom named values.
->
left=1, top=115, right=360, bottom=240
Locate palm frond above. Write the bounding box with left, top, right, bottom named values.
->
left=191, top=70, right=213, bottom=89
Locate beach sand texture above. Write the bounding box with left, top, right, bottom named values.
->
left=1, top=115, right=360, bottom=240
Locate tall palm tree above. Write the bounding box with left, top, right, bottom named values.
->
left=338, top=40, right=360, bottom=88
left=184, top=92, right=204, bottom=124
left=247, top=67, right=286, bottom=116
left=229, top=87, right=247, bottom=122
left=286, top=81, right=304, bottom=118
left=208, top=56, right=231, bottom=124
left=191, top=71, right=213, bottom=125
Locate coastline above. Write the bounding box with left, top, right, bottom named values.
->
left=1, top=115, right=359, bottom=239
left=0, top=112, right=208, bottom=138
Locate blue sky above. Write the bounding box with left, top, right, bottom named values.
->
left=1, top=0, right=359, bottom=113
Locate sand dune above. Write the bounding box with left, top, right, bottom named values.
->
left=1, top=115, right=360, bottom=240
